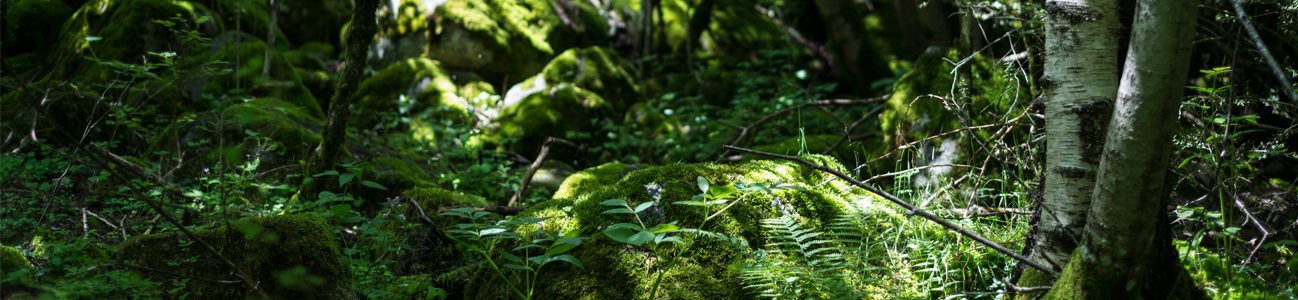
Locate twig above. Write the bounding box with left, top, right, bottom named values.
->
left=827, top=104, right=888, bottom=152
left=862, top=163, right=978, bottom=184
left=1228, top=0, right=1298, bottom=103
left=1233, top=195, right=1271, bottom=264
left=406, top=197, right=449, bottom=240
left=724, top=145, right=1059, bottom=275
left=717, top=97, right=887, bottom=159
left=508, top=137, right=580, bottom=207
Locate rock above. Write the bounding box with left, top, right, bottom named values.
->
left=478, top=46, right=640, bottom=154
left=0, top=244, right=31, bottom=276
left=354, top=58, right=472, bottom=128
left=48, top=0, right=202, bottom=80
left=405, top=186, right=491, bottom=208
left=506, top=155, right=876, bottom=298
left=429, top=0, right=609, bottom=84
left=530, top=160, right=577, bottom=192
left=117, top=214, right=352, bottom=299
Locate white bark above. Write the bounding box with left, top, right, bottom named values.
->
left=1031, top=0, right=1121, bottom=270
left=1077, top=0, right=1198, bottom=293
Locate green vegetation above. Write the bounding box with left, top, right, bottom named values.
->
left=1, top=0, right=1295, bottom=298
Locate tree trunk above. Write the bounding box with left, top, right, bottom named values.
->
left=686, top=0, right=716, bottom=53
left=1027, top=0, right=1121, bottom=273
left=1046, top=0, right=1201, bottom=297
left=813, top=0, right=887, bottom=92
left=300, top=0, right=379, bottom=199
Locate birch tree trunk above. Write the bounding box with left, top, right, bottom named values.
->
left=1046, top=0, right=1201, bottom=297
left=1028, top=0, right=1121, bottom=272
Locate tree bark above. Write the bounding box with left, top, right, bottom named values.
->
left=300, top=0, right=379, bottom=199
left=1027, top=0, right=1121, bottom=273
left=1047, top=0, right=1201, bottom=297
left=813, top=0, right=888, bottom=92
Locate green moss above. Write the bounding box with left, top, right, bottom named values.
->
left=486, top=84, right=615, bottom=153
left=430, top=0, right=608, bottom=83
left=552, top=162, right=630, bottom=199
left=1, top=244, right=31, bottom=274
left=368, top=156, right=436, bottom=191
left=512, top=155, right=878, bottom=298
left=1014, top=267, right=1054, bottom=299
left=751, top=134, right=860, bottom=164
left=405, top=186, right=491, bottom=208
left=117, top=214, right=351, bottom=299
left=657, top=0, right=786, bottom=55
left=48, top=0, right=200, bottom=80
left=541, top=47, right=641, bottom=104
left=355, top=58, right=471, bottom=127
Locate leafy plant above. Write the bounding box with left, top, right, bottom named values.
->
left=441, top=208, right=585, bottom=300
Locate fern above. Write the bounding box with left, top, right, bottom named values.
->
left=740, top=215, right=868, bottom=299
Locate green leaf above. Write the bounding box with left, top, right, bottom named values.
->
left=600, top=199, right=629, bottom=207
left=602, top=208, right=635, bottom=215
left=602, top=223, right=643, bottom=245
left=627, top=230, right=655, bottom=246
left=545, top=240, right=580, bottom=256
left=634, top=201, right=655, bottom=213
left=360, top=180, right=388, bottom=191
left=479, top=228, right=507, bottom=236
left=697, top=176, right=710, bottom=194
left=338, top=173, right=355, bottom=186
left=649, top=223, right=680, bottom=234
left=551, top=255, right=584, bottom=268
left=314, top=170, right=340, bottom=177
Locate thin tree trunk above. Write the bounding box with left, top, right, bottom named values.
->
left=1027, top=0, right=1121, bottom=273
left=300, top=0, right=379, bottom=199
left=686, top=0, right=716, bottom=53
left=1048, top=0, right=1201, bottom=297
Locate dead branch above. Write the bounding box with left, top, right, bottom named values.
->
left=724, top=145, right=1059, bottom=276
left=508, top=137, right=580, bottom=207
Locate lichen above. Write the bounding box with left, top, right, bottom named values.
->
left=116, top=214, right=351, bottom=299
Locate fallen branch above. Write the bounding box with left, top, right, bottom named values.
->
left=508, top=137, right=580, bottom=207
left=406, top=197, right=449, bottom=240
left=724, top=145, right=1059, bottom=276
left=1228, top=0, right=1298, bottom=104
left=1234, top=195, right=1272, bottom=264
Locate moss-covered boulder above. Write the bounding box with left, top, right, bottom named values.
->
left=501, top=155, right=875, bottom=298
left=1, top=244, right=31, bottom=275
left=354, top=58, right=473, bottom=128
left=405, top=186, right=491, bottom=208
left=540, top=47, right=642, bottom=104
left=48, top=0, right=202, bottom=80
left=657, top=0, right=787, bottom=56
left=429, top=0, right=609, bottom=84
left=552, top=162, right=632, bottom=199
left=117, top=214, right=351, bottom=299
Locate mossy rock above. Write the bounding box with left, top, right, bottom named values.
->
left=48, top=0, right=202, bottom=81
left=354, top=58, right=473, bottom=128
left=552, top=162, right=631, bottom=199
left=503, top=155, right=877, bottom=298
left=2, top=0, right=75, bottom=66
left=429, top=0, right=609, bottom=84
left=1, top=244, right=32, bottom=275
left=656, top=0, right=787, bottom=56
left=480, top=84, right=616, bottom=155
left=364, top=155, right=436, bottom=193
left=405, top=186, right=491, bottom=208
left=541, top=47, right=642, bottom=104
left=117, top=214, right=352, bottom=299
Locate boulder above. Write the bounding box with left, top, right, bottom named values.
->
left=117, top=214, right=352, bottom=299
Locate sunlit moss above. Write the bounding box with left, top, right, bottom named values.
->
left=405, top=186, right=491, bottom=208
left=552, top=162, right=631, bottom=199
left=354, top=58, right=469, bottom=127
left=508, top=155, right=879, bottom=298
left=0, top=244, right=31, bottom=274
